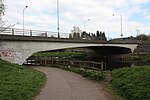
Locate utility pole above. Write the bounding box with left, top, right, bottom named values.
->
left=113, top=14, right=123, bottom=38
left=23, top=6, right=28, bottom=36
left=57, top=0, right=60, bottom=38
left=84, top=19, right=90, bottom=31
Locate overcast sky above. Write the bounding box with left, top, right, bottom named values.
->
left=3, top=0, right=150, bottom=38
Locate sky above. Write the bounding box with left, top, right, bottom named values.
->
left=2, top=0, right=150, bottom=38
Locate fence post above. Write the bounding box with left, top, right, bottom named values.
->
left=104, top=62, right=107, bottom=70
left=101, top=62, right=104, bottom=77
left=52, top=60, right=53, bottom=65
left=12, top=29, right=14, bottom=35
left=40, top=60, right=42, bottom=65
left=45, top=31, right=48, bottom=37
left=30, top=30, right=32, bottom=36
left=101, top=62, right=103, bottom=71
left=45, top=60, right=47, bottom=65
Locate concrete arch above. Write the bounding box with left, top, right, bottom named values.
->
left=0, top=40, right=137, bottom=65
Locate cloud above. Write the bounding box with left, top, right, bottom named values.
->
left=3, top=0, right=150, bottom=38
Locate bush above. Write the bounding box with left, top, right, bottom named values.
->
left=135, top=34, right=149, bottom=41
left=111, top=66, right=150, bottom=100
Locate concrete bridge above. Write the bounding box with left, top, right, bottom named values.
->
left=0, top=34, right=138, bottom=65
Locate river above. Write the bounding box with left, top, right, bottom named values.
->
left=24, top=52, right=150, bottom=71
left=87, top=56, right=150, bottom=71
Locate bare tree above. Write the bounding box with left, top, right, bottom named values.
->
left=71, top=26, right=82, bottom=34
left=0, top=0, right=5, bottom=31
left=38, top=33, right=47, bottom=37
left=0, top=0, right=5, bottom=16
left=0, top=0, right=14, bottom=32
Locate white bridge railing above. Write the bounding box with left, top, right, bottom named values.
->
left=0, top=27, right=70, bottom=38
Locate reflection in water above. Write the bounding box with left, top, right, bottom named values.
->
left=87, top=55, right=150, bottom=71
left=103, top=61, right=132, bottom=71
left=87, top=56, right=132, bottom=71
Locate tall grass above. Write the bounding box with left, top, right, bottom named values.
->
left=111, top=66, right=150, bottom=100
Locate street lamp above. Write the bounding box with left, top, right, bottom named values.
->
left=84, top=19, right=90, bottom=31
left=57, top=0, right=60, bottom=38
left=113, top=14, right=123, bottom=38
left=23, top=6, right=28, bottom=36
left=107, top=27, right=109, bottom=40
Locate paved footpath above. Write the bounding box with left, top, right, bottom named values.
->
left=33, top=66, right=113, bottom=100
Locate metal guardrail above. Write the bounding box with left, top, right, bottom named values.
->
left=0, top=27, right=108, bottom=43
left=0, top=27, right=142, bottom=44
left=0, top=27, right=70, bottom=38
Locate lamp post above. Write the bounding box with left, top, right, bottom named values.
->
left=57, top=0, right=60, bottom=38
left=84, top=19, right=90, bottom=31
left=107, top=27, right=109, bottom=40
left=23, top=6, right=28, bottom=36
left=113, top=14, right=123, bottom=38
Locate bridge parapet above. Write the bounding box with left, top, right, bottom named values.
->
left=0, top=34, right=107, bottom=43
left=0, top=27, right=69, bottom=38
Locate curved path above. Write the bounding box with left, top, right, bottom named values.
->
left=33, top=66, right=113, bottom=100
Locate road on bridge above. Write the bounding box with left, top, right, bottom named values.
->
left=33, top=66, right=113, bottom=100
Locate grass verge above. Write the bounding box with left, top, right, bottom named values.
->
left=111, top=66, right=150, bottom=100
left=32, top=52, right=87, bottom=58
left=0, top=59, right=46, bottom=100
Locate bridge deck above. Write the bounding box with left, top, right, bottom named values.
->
left=0, top=34, right=137, bottom=44
left=0, top=34, right=106, bottom=43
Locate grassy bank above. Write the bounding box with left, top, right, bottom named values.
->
left=111, top=66, right=150, bottom=100
left=120, top=52, right=150, bottom=61
left=0, top=59, right=46, bottom=100
left=33, top=52, right=87, bottom=58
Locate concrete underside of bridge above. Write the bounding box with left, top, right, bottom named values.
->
left=88, top=46, right=131, bottom=55
left=0, top=35, right=138, bottom=65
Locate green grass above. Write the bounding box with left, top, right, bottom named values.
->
left=121, top=52, right=150, bottom=61
left=0, top=59, right=46, bottom=100
left=111, top=66, right=150, bottom=100
left=33, top=52, right=87, bottom=58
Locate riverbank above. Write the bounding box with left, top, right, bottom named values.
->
left=109, top=52, right=150, bottom=66
left=0, top=59, right=46, bottom=100
left=120, top=52, right=150, bottom=61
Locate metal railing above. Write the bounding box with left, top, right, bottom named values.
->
left=0, top=27, right=108, bottom=43
left=0, top=27, right=70, bottom=38
left=0, top=27, right=142, bottom=44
